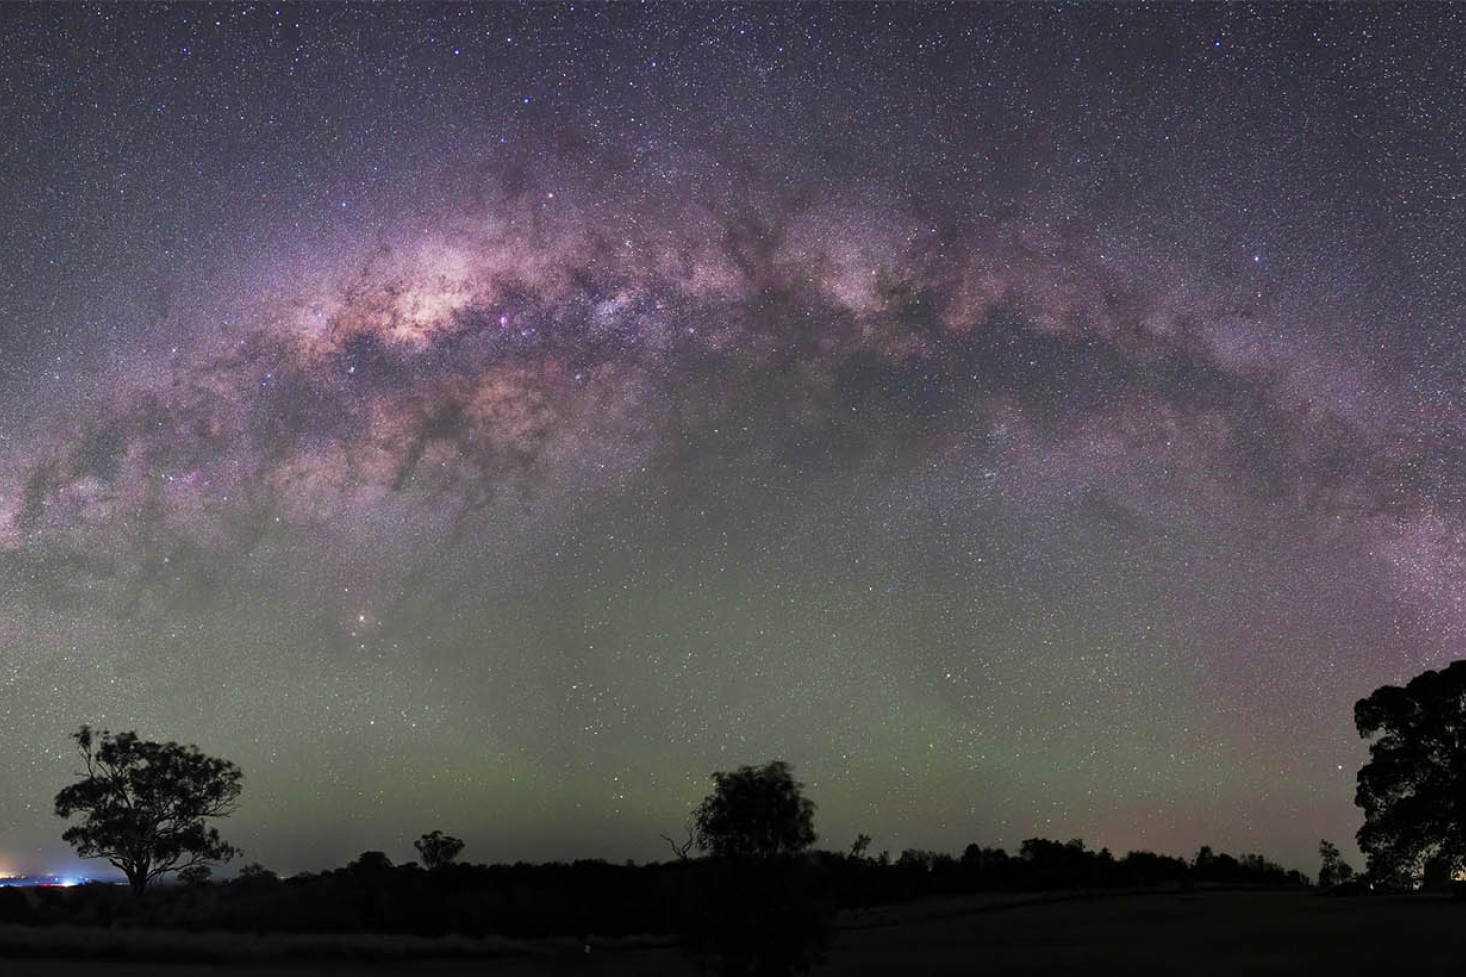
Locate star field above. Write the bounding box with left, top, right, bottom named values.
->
left=1, top=3, right=1464, bottom=876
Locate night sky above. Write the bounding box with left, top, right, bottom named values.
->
left=1, top=2, right=1462, bottom=878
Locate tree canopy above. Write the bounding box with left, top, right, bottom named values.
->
left=415, top=830, right=465, bottom=870
left=692, top=760, right=817, bottom=860
left=54, top=726, right=242, bottom=894
left=1354, top=661, right=1466, bottom=887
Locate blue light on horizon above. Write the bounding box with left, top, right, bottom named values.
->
left=0, top=874, right=123, bottom=887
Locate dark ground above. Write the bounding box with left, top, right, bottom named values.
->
left=1, top=889, right=1457, bottom=975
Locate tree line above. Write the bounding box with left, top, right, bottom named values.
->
left=44, top=653, right=1466, bottom=977
left=17, top=742, right=1320, bottom=976
left=42, top=733, right=1309, bottom=899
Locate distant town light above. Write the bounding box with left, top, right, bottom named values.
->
left=0, top=874, right=118, bottom=887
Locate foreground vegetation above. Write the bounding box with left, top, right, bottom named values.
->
left=0, top=836, right=1306, bottom=940
left=37, top=740, right=1310, bottom=975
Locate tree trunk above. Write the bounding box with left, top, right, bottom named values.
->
left=127, top=869, right=148, bottom=896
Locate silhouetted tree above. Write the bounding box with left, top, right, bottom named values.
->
left=693, top=760, right=817, bottom=860
left=235, top=862, right=278, bottom=884
left=1318, top=840, right=1354, bottom=889
left=1019, top=838, right=1094, bottom=887
left=1355, top=661, right=1466, bottom=886
left=681, top=760, right=830, bottom=976
left=1117, top=850, right=1187, bottom=887
left=960, top=843, right=1011, bottom=886
left=414, top=830, right=465, bottom=870
left=178, top=864, right=213, bottom=886
left=347, top=850, right=394, bottom=874
left=660, top=823, right=696, bottom=861
left=54, top=726, right=242, bottom=895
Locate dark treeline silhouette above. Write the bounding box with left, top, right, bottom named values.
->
left=828, top=839, right=1305, bottom=907
left=0, top=837, right=1306, bottom=938
left=29, top=736, right=1310, bottom=976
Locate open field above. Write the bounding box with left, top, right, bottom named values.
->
left=831, top=888, right=1457, bottom=975
left=2, top=889, right=1462, bottom=975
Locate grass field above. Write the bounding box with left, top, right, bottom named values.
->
left=830, top=888, right=1457, bottom=975
left=3, top=889, right=1462, bottom=975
